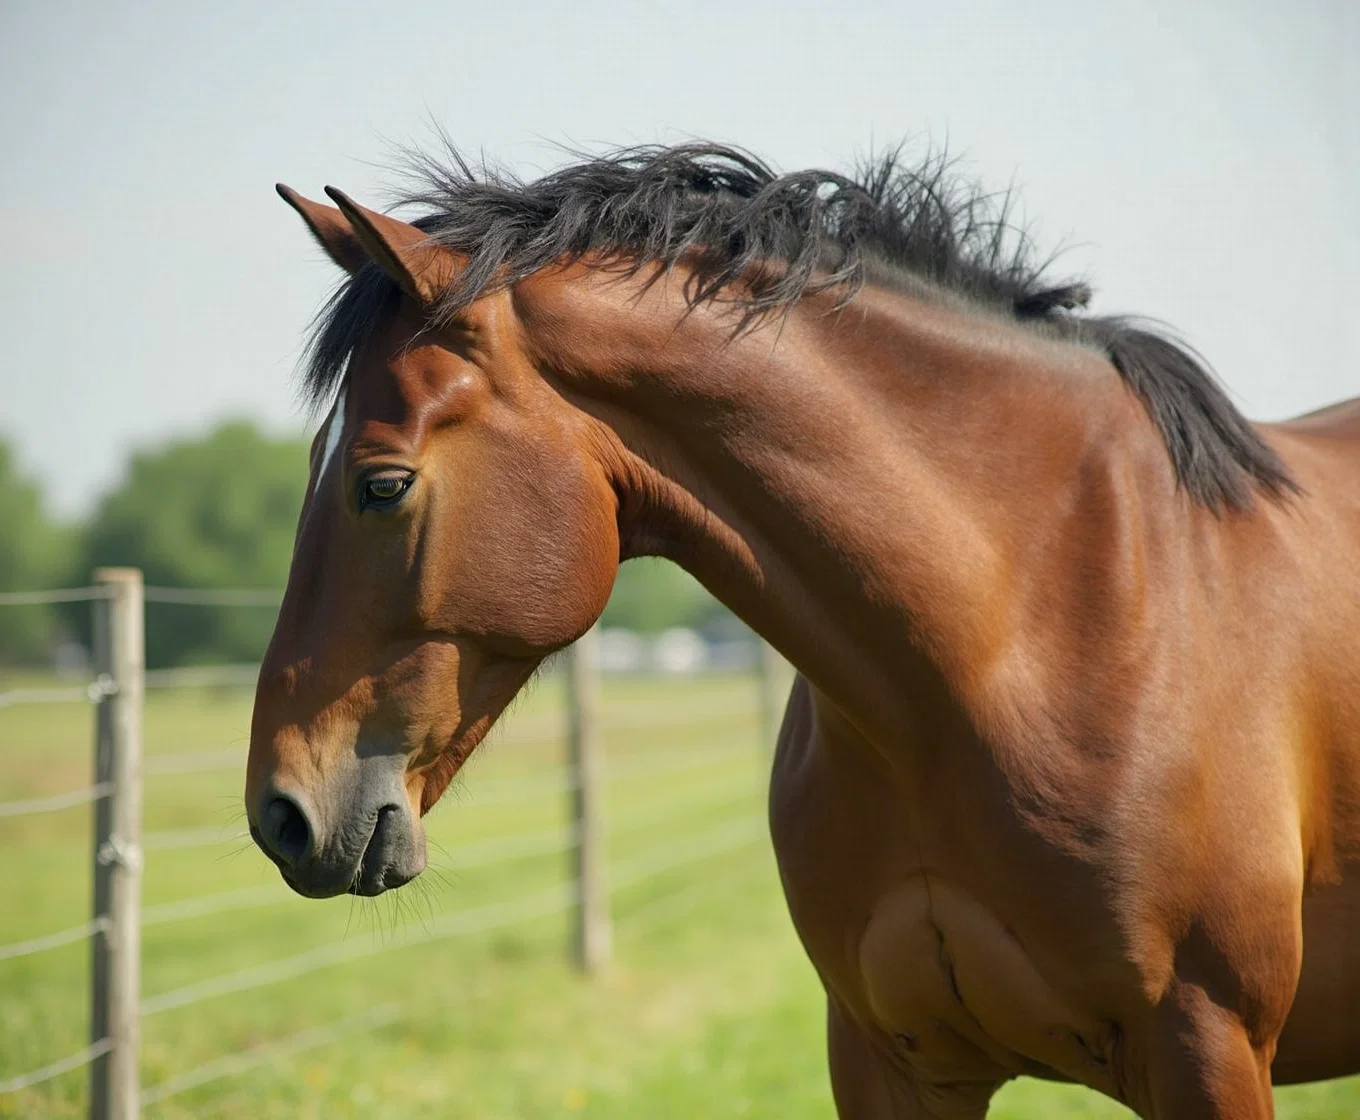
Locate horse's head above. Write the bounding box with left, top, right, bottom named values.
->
left=245, top=187, right=620, bottom=897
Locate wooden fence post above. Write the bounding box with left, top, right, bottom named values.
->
left=758, top=639, right=789, bottom=754
left=565, top=626, right=610, bottom=973
left=89, top=568, right=143, bottom=1120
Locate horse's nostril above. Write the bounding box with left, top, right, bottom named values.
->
left=371, top=804, right=399, bottom=842
left=262, top=795, right=312, bottom=866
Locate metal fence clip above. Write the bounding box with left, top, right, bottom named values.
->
left=97, top=836, right=143, bottom=873
left=86, top=674, right=118, bottom=703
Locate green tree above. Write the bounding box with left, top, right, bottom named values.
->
left=601, top=558, right=728, bottom=633
left=0, top=438, right=75, bottom=666
left=81, top=421, right=310, bottom=668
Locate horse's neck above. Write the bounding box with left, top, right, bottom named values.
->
left=529, top=270, right=1124, bottom=737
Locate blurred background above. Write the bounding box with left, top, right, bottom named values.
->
left=1, top=1, right=1357, bottom=1117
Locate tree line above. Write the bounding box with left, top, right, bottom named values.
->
left=0, top=422, right=726, bottom=670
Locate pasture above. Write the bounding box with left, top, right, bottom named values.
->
left=1, top=672, right=1357, bottom=1118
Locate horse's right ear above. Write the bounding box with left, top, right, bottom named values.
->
left=276, top=184, right=368, bottom=275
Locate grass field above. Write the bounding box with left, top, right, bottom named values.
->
left=2, top=671, right=1358, bottom=1118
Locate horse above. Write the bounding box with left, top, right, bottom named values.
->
left=245, top=142, right=1360, bottom=1118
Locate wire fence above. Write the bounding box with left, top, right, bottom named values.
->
left=0, top=573, right=781, bottom=1117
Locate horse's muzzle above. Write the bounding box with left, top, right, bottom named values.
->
left=248, top=754, right=426, bottom=898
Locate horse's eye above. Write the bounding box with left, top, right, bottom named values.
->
left=358, top=471, right=414, bottom=511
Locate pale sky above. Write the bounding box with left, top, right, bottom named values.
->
left=2, top=0, right=1356, bottom=515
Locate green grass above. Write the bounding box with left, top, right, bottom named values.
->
left=1, top=672, right=1357, bottom=1118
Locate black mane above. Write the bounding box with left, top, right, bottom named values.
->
left=303, top=141, right=1296, bottom=512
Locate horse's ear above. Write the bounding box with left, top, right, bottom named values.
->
left=275, top=184, right=368, bottom=275
left=323, top=187, right=460, bottom=307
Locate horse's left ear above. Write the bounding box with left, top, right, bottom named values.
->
left=323, top=187, right=461, bottom=307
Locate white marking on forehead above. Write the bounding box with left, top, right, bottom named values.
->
left=313, top=393, right=346, bottom=495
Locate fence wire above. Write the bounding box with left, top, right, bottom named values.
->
left=0, top=917, right=108, bottom=963
left=464, top=740, right=753, bottom=806
left=143, top=825, right=248, bottom=852
left=615, top=783, right=753, bottom=834
left=142, top=886, right=282, bottom=928
left=0, top=781, right=112, bottom=819
left=0, top=684, right=98, bottom=709
left=615, top=841, right=769, bottom=936
left=135, top=702, right=758, bottom=783
left=143, top=587, right=281, bottom=607
left=0, top=587, right=110, bottom=606
left=0, top=1039, right=112, bottom=1096
left=143, top=748, right=244, bottom=776
left=131, top=740, right=751, bottom=836
left=611, top=814, right=765, bottom=890
left=145, top=665, right=258, bottom=690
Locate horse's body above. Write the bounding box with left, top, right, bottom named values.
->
left=763, top=363, right=1360, bottom=1114
left=247, top=145, right=1360, bottom=1116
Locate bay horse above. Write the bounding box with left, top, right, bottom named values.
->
left=246, top=143, right=1360, bottom=1117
